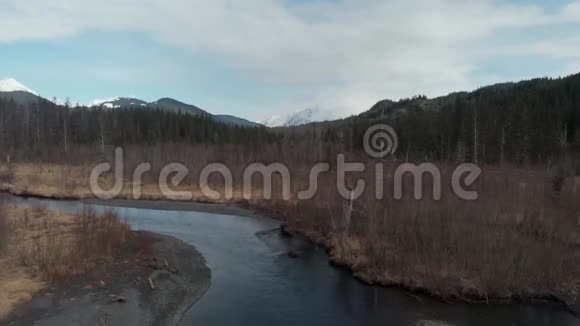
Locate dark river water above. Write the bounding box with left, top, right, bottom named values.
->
left=8, top=195, right=580, bottom=326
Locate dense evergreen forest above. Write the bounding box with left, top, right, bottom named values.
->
left=321, top=73, right=580, bottom=166
left=1, top=72, right=579, bottom=167
left=0, top=98, right=274, bottom=161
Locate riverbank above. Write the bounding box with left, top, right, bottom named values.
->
left=0, top=199, right=211, bottom=325
left=281, top=220, right=580, bottom=306
left=0, top=163, right=243, bottom=204
left=6, top=231, right=211, bottom=326
left=0, top=205, right=132, bottom=320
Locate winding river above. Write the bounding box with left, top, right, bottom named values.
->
left=8, top=195, right=580, bottom=326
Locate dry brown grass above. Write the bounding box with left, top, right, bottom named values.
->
left=0, top=259, right=44, bottom=320
left=0, top=163, right=244, bottom=203
left=0, top=203, right=130, bottom=320
left=0, top=163, right=94, bottom=199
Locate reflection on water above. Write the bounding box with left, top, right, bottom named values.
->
left=8, top=195, right=580, bottom=326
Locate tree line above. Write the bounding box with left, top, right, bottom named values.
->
left=315, top=73, right=580, bottom=167
left=0, top=98, right=275, bottom=161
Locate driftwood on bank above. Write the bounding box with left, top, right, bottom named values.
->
left=148, top=277, right=156, bottom=290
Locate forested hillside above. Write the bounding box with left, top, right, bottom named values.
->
left=322, top=73, right=580, bottom=165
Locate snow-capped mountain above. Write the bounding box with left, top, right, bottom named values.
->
left=90, top=96, right=261, bottom=127
left=0, top=78, right=46, bottom=104
left=0, top=78, right=38, bottom=95
left=260, top=108, right=339, bottom=127
left=91, top=97, right=148, bottom=109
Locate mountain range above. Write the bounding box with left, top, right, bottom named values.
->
left=0, top=79, right=261, bottom=127
left=0, top=78, right=340, bottom=127
left=88, top=96, right=260, bottom=127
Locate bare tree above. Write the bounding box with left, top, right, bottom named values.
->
left=500, top=125, right=506, bottom=165
left=473, top=106, right=478, bottom=164
left=63, top=97, right=70, bottom=154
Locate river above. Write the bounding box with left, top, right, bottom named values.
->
left=8, top=195, right=580, bottom=326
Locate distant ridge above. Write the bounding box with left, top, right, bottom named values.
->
left=0, top=78, right=262, bottom=128
left=92, top=96, right=261, bottom=127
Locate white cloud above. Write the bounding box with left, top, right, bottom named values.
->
left=498, top=39, right=580, bottom=60
left=562, top=1, right=580, bottom=20
left=2, top=0, right=580, bottom=117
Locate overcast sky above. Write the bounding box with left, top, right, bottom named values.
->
left=1, top=0, right=580, bottom=121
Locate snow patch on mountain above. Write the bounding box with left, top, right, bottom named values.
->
left=260, top=108, right=339, bottom=127
left=91, top=97, right=121, bottom=106
left=0, top=78, right=38, bottom=95
left=102, top=103, right=119, bottom=109
left=260, top=115, right=284, bottom=127
left=90, top=97, right=149, bottom=109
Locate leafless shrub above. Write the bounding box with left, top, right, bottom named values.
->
left=73, top=207, right=130, bottom=260
left=0, top=165, right=14, bottom=184
left=15, top=207, right=131, bottom=281
left=0, top=200, right=7, bottom=254
left=275, top=163, right=580, bottom=302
